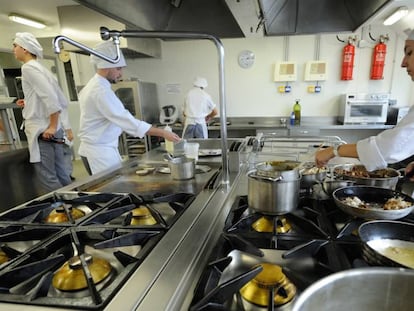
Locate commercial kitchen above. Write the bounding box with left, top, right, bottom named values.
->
left=1, top=0, right=414, bottom=310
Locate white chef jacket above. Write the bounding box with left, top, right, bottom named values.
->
left=21, top=60, right=66, bottom=162
left=357, top=105, right=414, bottom=171
left=182, top=87, right=216, bottom=138
left=78, top=74, right=151, bottom=174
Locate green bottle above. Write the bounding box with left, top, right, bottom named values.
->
left=293, top=99, right=301, bottom=125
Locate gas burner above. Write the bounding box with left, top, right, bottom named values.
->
left=0, top=225, right=62, bottom=271
left=0, top=192, right=124, bottom=226
left=252, top=216, right=292, bottom=233
left=82, top=193, right=195, bottom=229
left=240, top=263, right=296, bottom=307
left=0, top=227, right=164, bottom=309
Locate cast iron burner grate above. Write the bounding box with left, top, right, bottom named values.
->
left=0, top=192, right=125, bottom=226
left=0, top=226, right=164, bottom=309
left=81, top=192, right=195, bottom=229
left=189, top=196, right=370, bottom=311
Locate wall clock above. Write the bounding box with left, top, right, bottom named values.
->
left=238, top=50, right=255, bottom=69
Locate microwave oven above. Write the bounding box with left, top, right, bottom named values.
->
left=338, top=93, right=390, bottom=125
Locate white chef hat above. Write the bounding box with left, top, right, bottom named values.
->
left=407, top=29, right=414, bottom=41
left=90, top=41, right=126, bottom=69
left=193, top=77, right=208, bottom=88
left=13, top=32, right=43, bottom=59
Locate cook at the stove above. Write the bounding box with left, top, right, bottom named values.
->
left=78, top=41, right=181, bottom=175
left=315, top=29, right=414, bottom=179
left=182, top=77, right=218, bottom=139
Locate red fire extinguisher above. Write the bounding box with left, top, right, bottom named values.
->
left=341, top=39, right=355, bottom=80
left=370, top=37, right=387, bottom=80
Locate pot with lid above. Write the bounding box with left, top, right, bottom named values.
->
left=248, top=161, right=301, bottom=215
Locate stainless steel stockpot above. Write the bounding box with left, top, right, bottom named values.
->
left=247, top=170, right=301, bottom=215
left=292, top=267, right=414, bottom=311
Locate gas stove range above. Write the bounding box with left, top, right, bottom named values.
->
left=188, top=195, right=414, bottom=311
left=0, top=190, right=195, bottom=310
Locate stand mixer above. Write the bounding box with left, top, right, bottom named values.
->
left=160, top=105, right=178, bottom=125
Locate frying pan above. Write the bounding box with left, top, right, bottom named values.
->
left=358, top=220, right=414, bottom=269
left=333, top=164, right=401, bottom=190
left=332, top=186, right=414, bottom=220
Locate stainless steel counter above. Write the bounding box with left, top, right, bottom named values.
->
left=0, top=143, right=43, bottom=211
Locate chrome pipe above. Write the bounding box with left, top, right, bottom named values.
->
left=53, top=27, right=230, bottom=186
left=53, top=35, right=122, bottom=64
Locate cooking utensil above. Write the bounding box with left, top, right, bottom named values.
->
left=321, top=179, right=355, bottom=196
left=359, top=220, right=414, bottom=269
left=334, top=164, right=401, bottom=190
left=300, top=162, right=328, bottom=188
left=255, top=161, right=301, bottom=180
left=168, top=157, right=195, bottom=180
left=292, top=267, right=414, bottom=311
left=247, top=170, right=301, bottom=215
left=332, top=186, right=414, bottom=220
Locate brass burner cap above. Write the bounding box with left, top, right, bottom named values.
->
left=240, top=263, right=297, bottom=307
left=130, top=206, right=157, bottom=225
left=252, top=216, right=292, bottom=233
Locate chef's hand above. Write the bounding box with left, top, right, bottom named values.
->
left=164, top=130, right=181, bottom=142
left=41, top=126, right=57, bottom=140
left=315, top=147, right=334, bottom=167
left=65, top=129, right=74, bottom=142
left=405, top=162, right=414, bottom=181
left=16, top=99, right=25, bottom=108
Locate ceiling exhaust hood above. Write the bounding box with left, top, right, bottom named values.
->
left=258, top=0, right=393, bottom=35
left=70, top=0, right=394, bottom=39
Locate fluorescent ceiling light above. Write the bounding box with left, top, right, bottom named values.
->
left=8, top=13, right=46, bottom=29
left=383, top=6, right=409, bottom=26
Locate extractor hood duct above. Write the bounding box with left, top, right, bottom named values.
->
left=258, top=0, right=393, bottom=35
left=71, top=0, right=393, bottom=38
left=73, top=0, right=244, bottom=39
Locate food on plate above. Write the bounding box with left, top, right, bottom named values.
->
left=341, top=195, right=412, bottom=210
left=335, top=165, right=394, bottom=178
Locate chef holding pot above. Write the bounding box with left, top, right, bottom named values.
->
left=315, top=29, right=414, bottom=181
left=182, top=77, right=218, bottom=139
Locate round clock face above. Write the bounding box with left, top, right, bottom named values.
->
left=58, top=50, right=70, bottom=63
left=238, top=50, right=255, bottom=69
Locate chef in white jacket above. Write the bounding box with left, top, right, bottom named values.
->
left=182, top=77, right=218, bottom=139
left=78, top=41, right=180, bottom=175
left=13, top=32, right=71, bottom=192
left=315, top=29, right=414, bottom=173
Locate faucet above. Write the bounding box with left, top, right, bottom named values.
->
left=53, top=27, right=230, bottom=186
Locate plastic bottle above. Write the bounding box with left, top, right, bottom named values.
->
left=293, top=99, right=301, bottom=125
left=290, top=112, right=295, bottom=126
left=164, top=125, right=174, bottom=154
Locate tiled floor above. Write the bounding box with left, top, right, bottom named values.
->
left=71, top=159, right=90, bottom=182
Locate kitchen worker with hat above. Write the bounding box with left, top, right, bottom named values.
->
left=315, top=29, right=414, bottom=179
left=12, top=32, right=72, bottom=192
left=182, top=77, right=218, bottom=139
left=78, top=41, right=180, bottom=175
